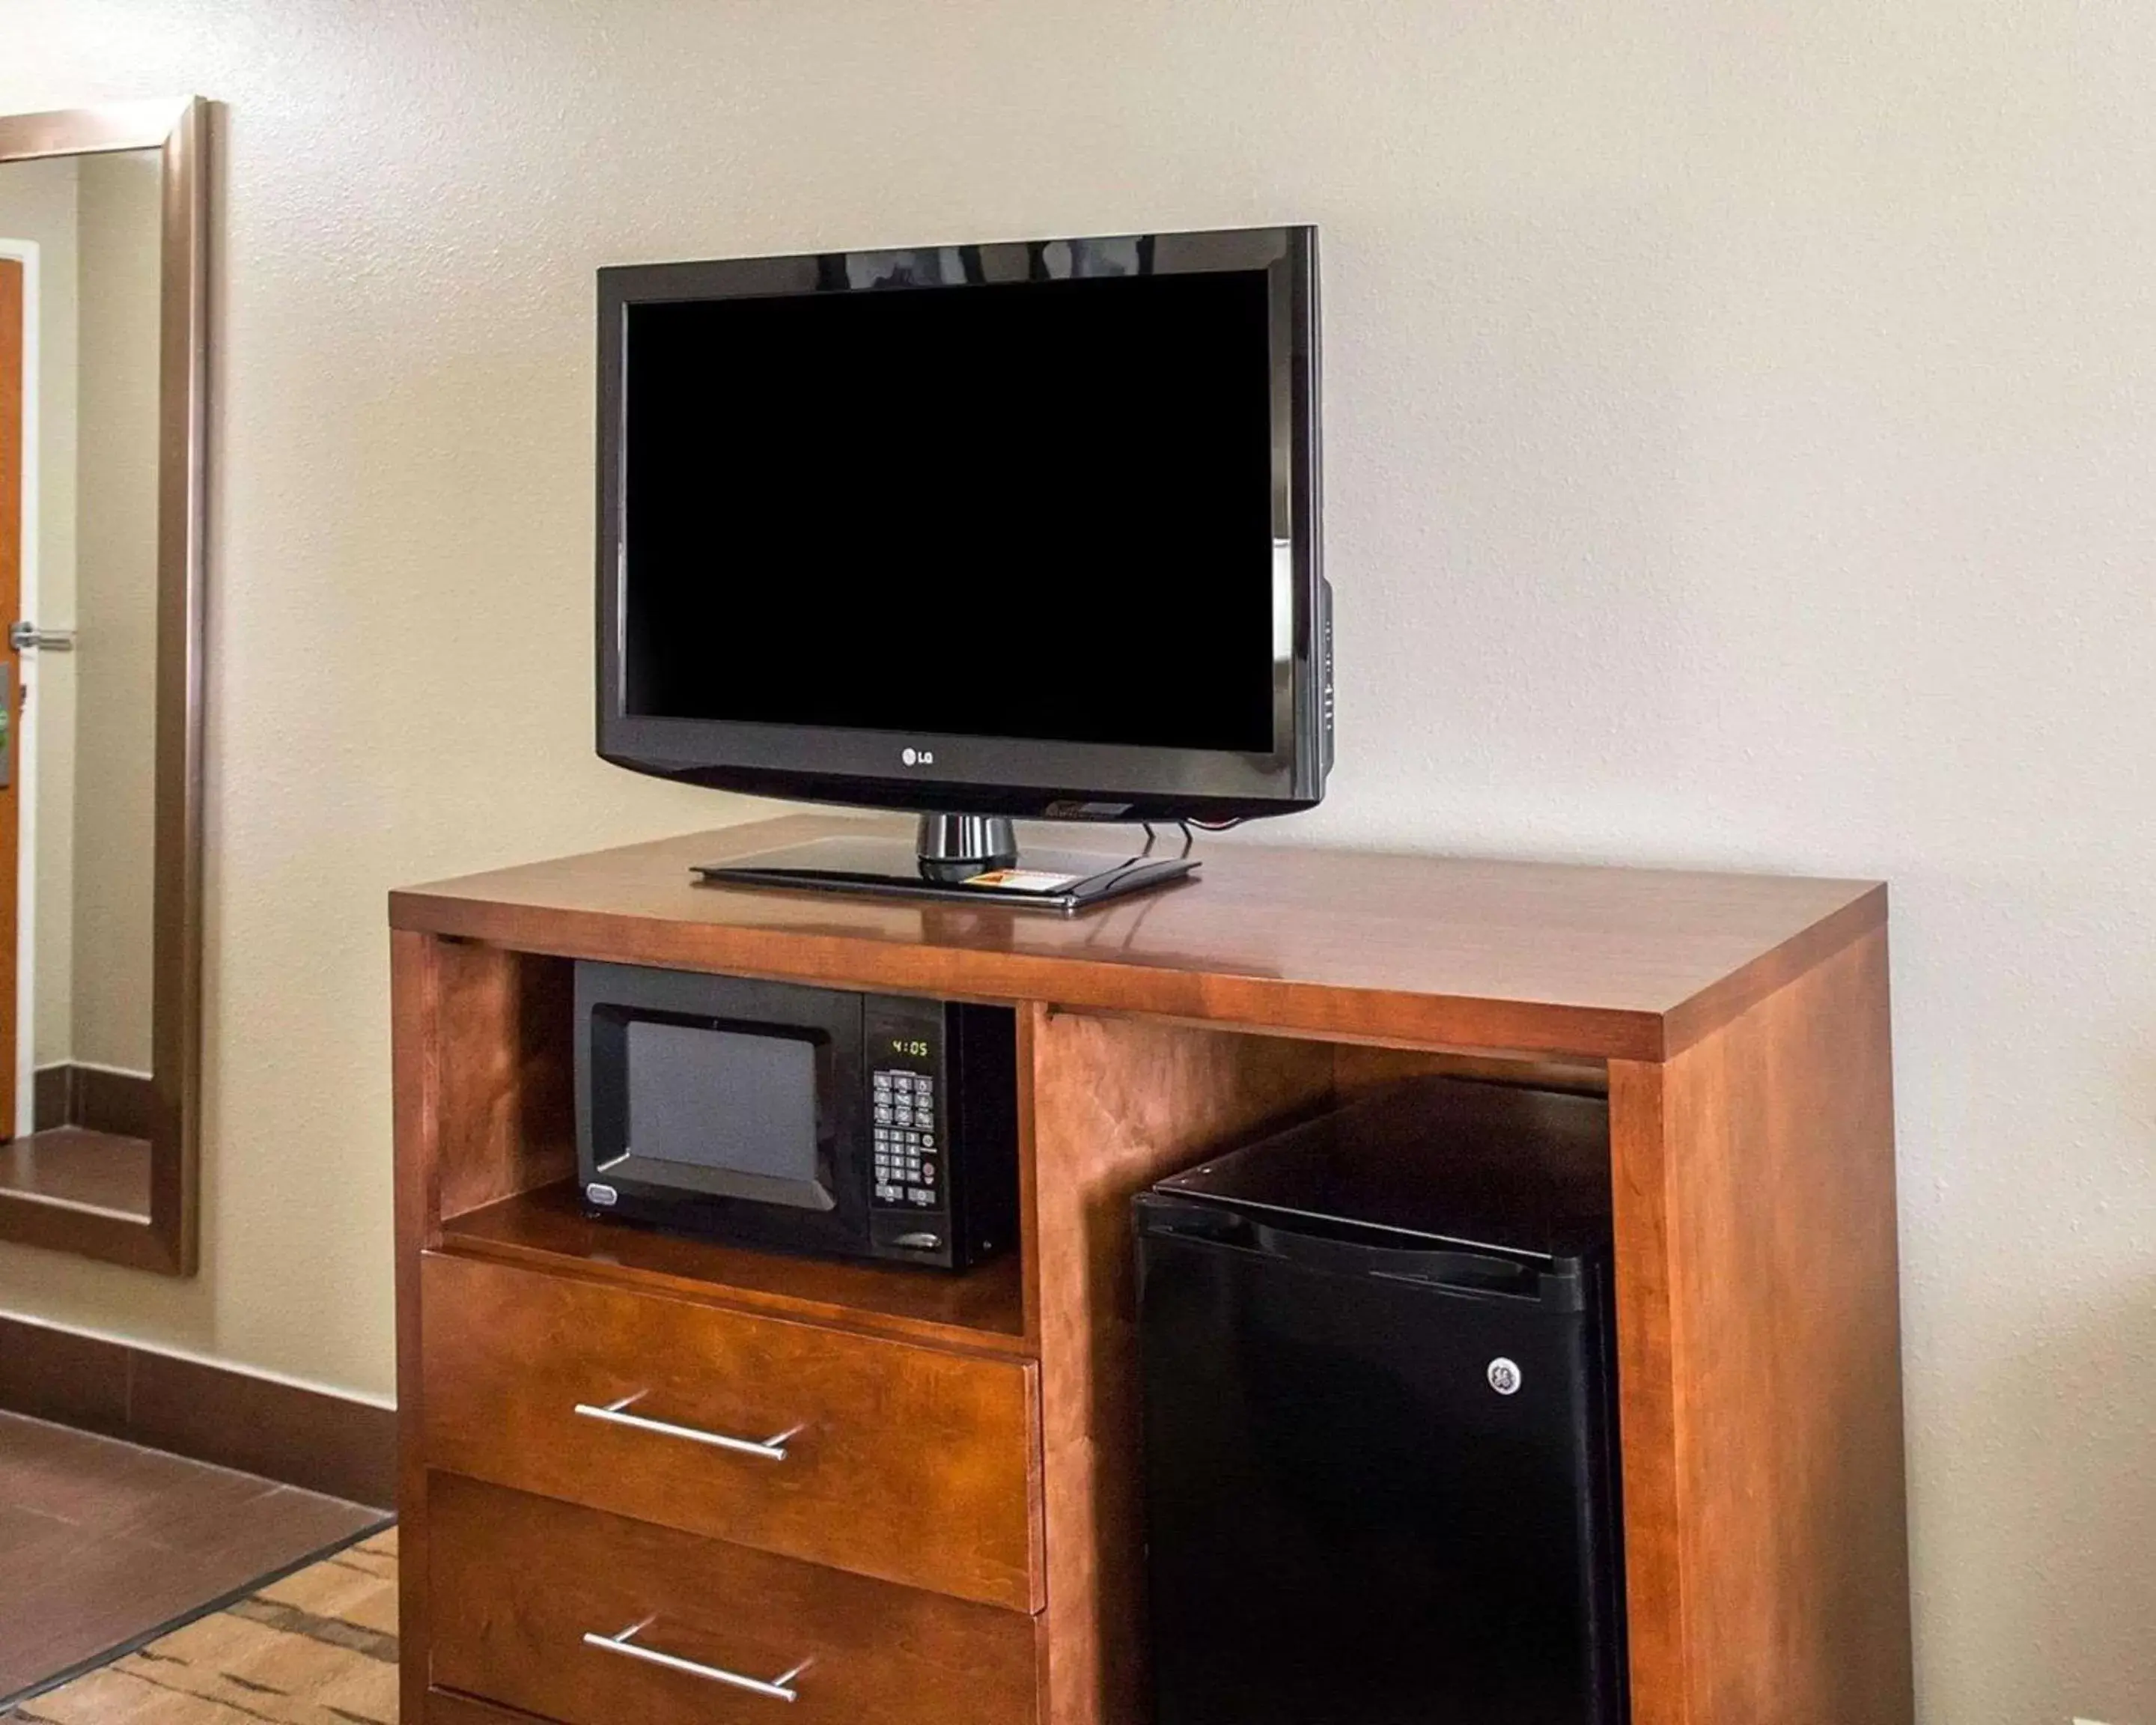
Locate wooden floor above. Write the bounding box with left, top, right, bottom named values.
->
left=7, top=1527, right=398, bottom=1724
left=0, top=1413, right=387, bottom=1706
left=0, top=1130, right=152, bottom=1219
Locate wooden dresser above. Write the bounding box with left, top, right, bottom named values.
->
left=391, top=815, right=1913, bottom=1725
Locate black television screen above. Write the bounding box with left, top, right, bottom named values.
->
left=624, top=273, right=1276, bottom=753
left=598, top=226, right=1327, bottom=824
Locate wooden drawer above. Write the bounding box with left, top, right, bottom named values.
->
left=429, top=1473, right=1039, bottom=1725
left=419, top=1250, right=1041, bottom=1610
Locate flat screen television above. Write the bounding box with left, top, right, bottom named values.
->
left=596, top=225, right=1328, bottom=909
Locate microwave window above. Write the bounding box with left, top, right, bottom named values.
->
left=625, top=1020, right=821, bottom=1196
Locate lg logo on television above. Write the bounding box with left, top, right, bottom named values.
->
left=901, top=747, right=936, bottom=767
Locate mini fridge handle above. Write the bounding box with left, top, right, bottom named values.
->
left=1138, top=1197, right=1535, bottom=1294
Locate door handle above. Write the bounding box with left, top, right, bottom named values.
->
left=10, top=621, right=73, bottom=653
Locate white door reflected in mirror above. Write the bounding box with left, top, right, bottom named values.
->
left=0, top=144, right=162, bottom=1223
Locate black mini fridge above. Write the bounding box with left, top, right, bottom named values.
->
left=1133, top=1077, right=1628, bottom=1725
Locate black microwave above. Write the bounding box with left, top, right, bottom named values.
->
left=573, top=962, right=1017, bottom=1271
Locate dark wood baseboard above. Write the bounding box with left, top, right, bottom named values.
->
left=0, top=1315, right=394, bottom=1509
left=31, top=1066, right=67, bottom=1131
left=32, top=1064, right=156, bottom=1139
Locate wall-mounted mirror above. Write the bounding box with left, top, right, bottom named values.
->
left=0, top=100, right=206, bottom=1274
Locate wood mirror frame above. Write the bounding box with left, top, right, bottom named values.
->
left=0, top=99, right=207, bottom=1274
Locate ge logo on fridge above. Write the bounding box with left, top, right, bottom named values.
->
left=1487, top=1357, right=1523, bottom=1396
left=901, top=747, right=936, bottom=767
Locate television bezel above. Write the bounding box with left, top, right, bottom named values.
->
left=595, top=224, right=1325, bottom=824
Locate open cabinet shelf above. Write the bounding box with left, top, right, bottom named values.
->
left=439, top=1180, right=1032, bottom=1356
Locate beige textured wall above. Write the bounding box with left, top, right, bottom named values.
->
left=0, top=155, right=80, bottom=1074
left=1, top=4, right=2153, bottom=1719
left=68, top=147, right=162, bottom=1074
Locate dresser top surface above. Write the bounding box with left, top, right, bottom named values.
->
left=389, top=815, right=1884, bottom=1059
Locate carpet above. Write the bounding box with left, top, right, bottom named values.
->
left=7, top=1527, right=399, bottom=1725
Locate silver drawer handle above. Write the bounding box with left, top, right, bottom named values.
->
left=573, top=1393, right=803, bottom=1461
left=584, top=1617, right=810, bottom=1703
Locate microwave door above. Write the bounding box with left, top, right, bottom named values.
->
left=607, top=1019, right=837, bottom=1211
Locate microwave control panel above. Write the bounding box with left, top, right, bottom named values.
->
left=870, top=1065, right=940, bottom=1208
left=866, top=996, right=946, bottom=1225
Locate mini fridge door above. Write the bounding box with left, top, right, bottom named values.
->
left=1136, top=1199, right=1626, bottom=1725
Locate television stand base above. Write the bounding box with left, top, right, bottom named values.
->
left=694, top=827, right=1199, bottom=914
left=915, top=814, right=1020, bottom=878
